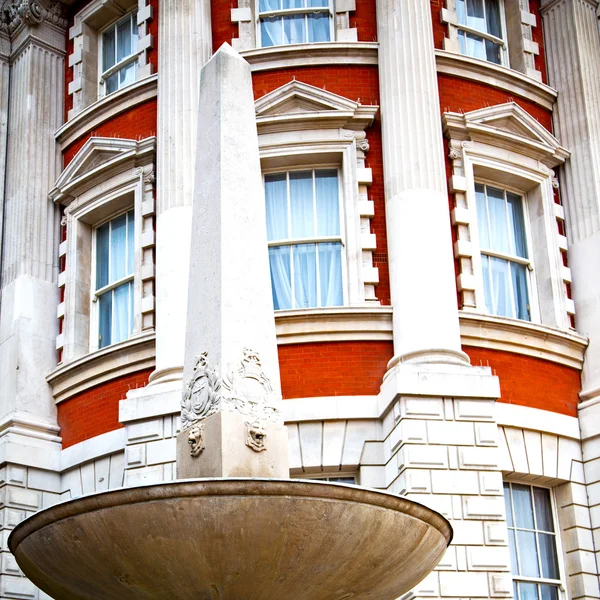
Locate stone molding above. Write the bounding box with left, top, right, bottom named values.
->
left=60, top=429, right=126, bottom=472
left=496, top=403, right=581, bottom=440
left=0, top=0, right=67, bottom=37
left=55, top=73, right=157, bottom=150
left=241, top=42, right=378, bottom=71
left=436, top=49, right=557, bottom=110
left=443, top=106, right=573, bottom=329
left=47, top=332, right=155, bottom=403
left=257, top=81, right=380, bottom=304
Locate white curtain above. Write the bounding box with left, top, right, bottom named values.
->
left=290, top=171, right=314, bottom=237
left=489, top=256, right=512, bottom=317
left=110, top=214, right=127, bottom=282
left=126, top=209, right=135, bottom=275
left=315, top=170, right=339, bottom=236
left=265, top=175, right=288, bottom=241
left=307, top=13, right=329, bottom=42
left=284, top=15, right=306, bottom=45
left=318, top=243, right=342, bottom=306
left=98, top=293, right=112, bottom=348
left=269, top=246, right=292, bottom=310
left=487, top=186, right=510, bottom=254
left=96, top=223, right=110, bottom=289
left=293, top=244, right=317, bottom=307
left=113, top=282, right=131, bottom=344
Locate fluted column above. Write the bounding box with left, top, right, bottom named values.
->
left=151, top=0, right=213, bottom=387
left=0, top=33, right=8, bottom=264
left=376, top=0, right=467, bottom=366
left=0, top=16, right=65, bottom=426
left=542, top=0, right=600, bottom=582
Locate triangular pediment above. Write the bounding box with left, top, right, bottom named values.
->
left=50, top=137, right=155, bottom=204
left=255, top=80, right=359, bottom=117
left=443, top=102, right=569, bottom=167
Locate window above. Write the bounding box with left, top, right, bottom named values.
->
left=95, top=210, right=135, bottom=349
left=100, top=11, right=139, bottom=96
left=475, top=183, right=531, bottom=321
left=504, top=483, right=561, bottom=600
left=265, top=169, right=343, bottom=310
left=258, top=0, right=332, bottom=47
left=456, top=0, right=506, bottom=65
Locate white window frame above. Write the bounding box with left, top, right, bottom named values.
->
left=471, top=178, right=539, bottom=322
left=91, top=208, right=136, bottom=351
left=256, top=0, right=334, bottom=48
left=98, top=10, right=141, bottom=99
left=455, top=0, right=509, bottom=66
left=503, top=481, right=567, bottom=600
left=50, top=137, right=156, bottom=364
left=443, top=103, right=572, bottom=330
left=264, top=166, right=347, bottom=310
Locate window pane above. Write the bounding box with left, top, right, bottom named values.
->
left=540, top=585, right=559, bottom=600
left=489, top=256, right=512, bottom=318
left=485, top=39, right=503, bottom=64
left=487, top=186, right=510, bottom=253
left=481, top=255, right=493, bottom=314
left=105, top=73, right=119, bottom=95
left=518, top=582, right=539, bottom=600
left=110, top=214, right=128, bottom=282
left=533, top=488, right=554, bottom=532
left=269, top=246, right=292, bottom=310
left=504, top=483, right=514, bottom=527
left=260, top=0, right=280, bottom=10
left=539, top=533, right=559, bottom=579
left=113, top=283, right=130, bottom=344
left=283, top=14, right=306, bottom=44
left=116, top=16, right=132, bottom=62
left=308, top=12, right=330, bottom=42
left=96, top=222, right=110, bottom=289
left=511, top=262, right=530, bottom=321
left=476, top=182, right=490, bottom=249
left=127, top=210, right=135, bottom=276
left=315, top=170, right=339, bottom=236
left=282, top=0, right=303, bottom=7
left=508, top=529, right=519, bottom=576
left=484, top=0, right=502, bottom=37
left=328, top=477, right=355, bottom=484
left=119, top=62, right=136, bottom=88
left=309, top=0, right=329, bottom=6
left=261, top=17, right=282, bottom=47
left=290, top=171, right=314, bottom=238
left=464, top=31, right=487, bottom=60
left=507, top=192, right=528, bottom=258
left=456, top=0, right=467, bottom=23
left=98, top=292, right=112, bottom=349
left=318, top=242, right=342, bottom=307
left=102, top=27, right=116, bottom=71
left=265, top=174, right=288, bottom=241
left=513, top=484, right=535, bottom=529
left=466, top=0, right=485, bottom=30
left=293, top=244, right=317, bottom=308
left=517, top=530, right=540, bottom=577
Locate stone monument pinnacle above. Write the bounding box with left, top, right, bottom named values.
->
left=176, top=44, right=288, bottom=478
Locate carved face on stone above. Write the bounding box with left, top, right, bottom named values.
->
left=188, top=424, right=205, bottom=458
left=245, top=421, right=267, bottom=452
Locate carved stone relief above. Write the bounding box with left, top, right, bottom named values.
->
left=180, top=348, right=281, bottom=432
left=188, top=424, right=206, bottom=458
left=0, top=0, right=66, bottom=35
left=245, top=421, right=267, bottom=452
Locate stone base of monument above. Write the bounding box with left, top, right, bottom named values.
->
left=176, top=411, right=289, bottom=479
left=9, top=479, right=452, bottom=600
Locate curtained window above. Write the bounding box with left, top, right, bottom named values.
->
left=258, top=0, right=332, bottom=47
left=456, top=0, right=506, bottom=65
left=476, top=183, right=531, bottom=321
left=100, top=11, right=139, bottom=96
left=95, top=209, right=135, bottom=348
left=504, top=483, right=561, bottom=600
left=265, top=169, right=343, bottom=310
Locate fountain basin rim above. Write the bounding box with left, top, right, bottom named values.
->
left=9, top=477, right=452, bottom=553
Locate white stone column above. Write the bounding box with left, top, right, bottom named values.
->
left=151, top=0, right=212, bottom=387
left=0, top=33, right=8, bottom=257
left=376, top=0, right=467, bottom=366
left=542, top=0, right=600, bottom=580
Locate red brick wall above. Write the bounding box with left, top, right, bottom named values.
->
left=212, top=0, right=238, bottom=51
left=353, top=0, right=378, bottom=42
left=279, top=341, right=393, bottom=399
left=464, top=347, right=581, bottom=417
left=528, top=0, right=548, bottom=85
left=430, top=0, right=445, bottom=49
left=63, top=99, right=158, bottom=166
left=58, top=369, right=152, bottom=449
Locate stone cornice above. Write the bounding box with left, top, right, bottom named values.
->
left=0, top=0, right=67, bottom=37
left=540, top=0, right=599, bottom=14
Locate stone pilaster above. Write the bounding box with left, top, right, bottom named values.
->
left=376, top=0, right=466, bottom=366
left=152, top=0, right=212, bottom=387
left=0, top=32, right=8, bottom=281
left=541, top=0, right=600, bottom=580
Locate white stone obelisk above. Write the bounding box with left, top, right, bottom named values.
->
left=377, top=0, right=468, bottom=367
left=176, top=44, right=288, bottom=479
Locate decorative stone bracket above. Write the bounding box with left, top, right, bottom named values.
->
left=0, top=0, right=66, bottom=36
